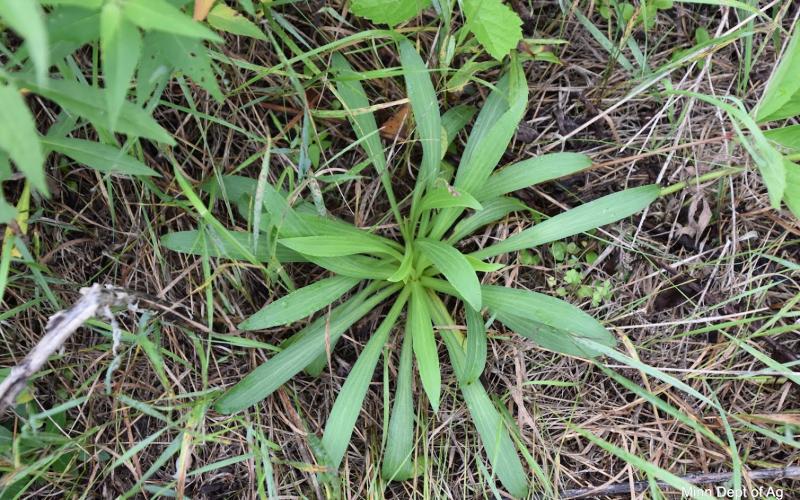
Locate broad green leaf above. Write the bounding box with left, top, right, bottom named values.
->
left=140, top=32, right=224, bottom=103
left=473, top=185, right=660, bottom=259
left=160, top=229, right=304, bottom=262
left=0, top=196, right=15, bottom=225
left=122, top=0, right=223, bottom=42
left=455, top=58, right=527, bottom=193
left=398, top=38, right=441, bottom=196
left=207, top=3, right=266, bottom=40
left=462, top=0, right=523, bottom=61
left=479, top=153, right=593, bottom=201
left=0, top=83, right=46, bottom=193
left=307, top=255, right=399, bottom=280
left=755, top=19, right=800, bottom=122
left=41, top=0, right=103, bottom=7
left=784, top=159, right=800, bottom=219
left=350, top=0, right=430, bottom=26
left=387, top=242, right=414, bottom=282
left=447, top=196, right=527, bottom=243
left=461, top=305, right=486, bottom=384
left=416, top=239, right=482, bottom=310
left=322, top=291, right=409, bottom=469
left=0, top=0, right=49, bottom=84
left=215, top=284, right=400, bottom=414
left=441, top=104, right=477, bottom=154
left=280, top=235, right=403, bottom=260
left=299, top=213, right=401, bottom=251
left=239, top=275, right=361, bottom=330
left=381, top=330, right=416, bottom=480
left=428, top=295, right=529, bottom=498
left=465, top=255, right=505, bottom=273
left=757, top=93, right=800, bottom=123
left=419, top=186, right=483, bottom=212
left=482, top=285, right=616, bottom=357
left=429, top=59, right=527, bottom=240
left=23, top=78, right=175, bottom=145
left=409, top=282, right=440, bottom=412
left=100, top=2, right=141, bottom=130
left=42, top=137, right=159, bottom=176
left=764, top=124, right=800, bottom=152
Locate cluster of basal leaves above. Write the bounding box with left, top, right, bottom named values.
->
left=161, top=38, right=660, bottom=495
left=0, top=0, right=266, bottom=225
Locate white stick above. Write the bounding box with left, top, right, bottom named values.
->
left=0, top=284, right=134, bottom=412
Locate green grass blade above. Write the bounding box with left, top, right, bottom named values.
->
left=409, top=282, right=440, bottom=412
left=240, top=275, right=362, bottom=330
left=473, top=184, right=660, bottom=259
left=322, top=289, right=409, bottom=469
left=215, top=283, right=400, bottom=414
left=416, top=239, right=482, bottom=310
left=0, top=0, right=48, bottom=84
left=441, top=104, right=477, bottom=155
left=382, top=328, right=417, bottom=481
left=479, top=153, right=593, bottom=201
left=122, top=0, right=222, bottom=41
left=0, top=83, right=45, bottom=193
left=160, top=229, right=304, bottom=263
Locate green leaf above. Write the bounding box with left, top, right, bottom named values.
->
left=419, top=186, right=483, bottom=212
left=756, top=20, right=800, bottom=122
left=381, top=330, right=417, bottom=480
left=409, top=282, right=440, bottom=412
left=100, top=2, right=141, bottom=130
left=416, top=239, right=482, bottom=310
left=462, top=0, right=523, bottom=61
left=350, top=0, right=430, bottom=26
left=23, top=78, right=175, bottom=145
left=207, top=3, right=266, bottom=40
left=161, top=229, right=303, bottom=262
left=473, top=185, right=660, bottom=259
left=447, top=196, right=527, bottom=243
left=239, top=275, right=361, bottom=330
left=215, top=284, right=400, bottom=414
left=461, top=305, right=487, bottom=384
left=0, top=83, right=46, bottom=193
left=441, top=104, right=477, bottom=154
left=479, top=153, right=593, bottom=201
left=122, top=0, right=222, bottom=42
left=42, top=137, right=159, bottom=176
left=0, top=0, right=49, bottom=84
left=140, top=32, right=224, bottom=103
left=465, top=255, right=505, bottom=273
left=784, top=159, right=800, bottom=219
left=306, top=255, right=399, bottom=280
left=398, top=38, right=441, bottom=196
left=280, top=235, right=403, bottom=260
left=428, top=295, right=529, bottom=498
left=482, top=285, right=616, bottom=357
left=0, top=196, right=15, bottom=225
left=764, top=125, right=800, bottom=152
left=41, top=0, right=103, bottom=7
left=322, top=291, right=409, bottom=469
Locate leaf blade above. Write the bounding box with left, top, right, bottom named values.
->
left=409, top=282, right=440, bottom=412
left=417, top=239, right=482, bottom=310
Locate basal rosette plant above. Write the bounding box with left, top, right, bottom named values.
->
left=164, top=37, right=659, bottom=497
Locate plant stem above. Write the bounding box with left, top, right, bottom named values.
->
left=659, top=167, right=744, bottom=197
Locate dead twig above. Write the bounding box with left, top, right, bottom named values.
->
left=0, top=284, right=136, bottom=412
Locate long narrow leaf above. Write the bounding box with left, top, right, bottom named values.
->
left=239, top=275, right=361, bottom=330
left=215, top=283, right=400, bottom=414
left=409, top=282, right=440, bottom=412
left=461, top=305, right=487, bottom=384
left=382, top=329, right=417, bottom=480
left=472, top=185, right=659, bottom=259
left=479, top=153, right=592, bottom=201
left=416, top=239, right=482, bottom=310
left=322, top=290, right=409, bottom=469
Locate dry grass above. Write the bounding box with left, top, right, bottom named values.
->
left=1, top=1, right=799, bottom=499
